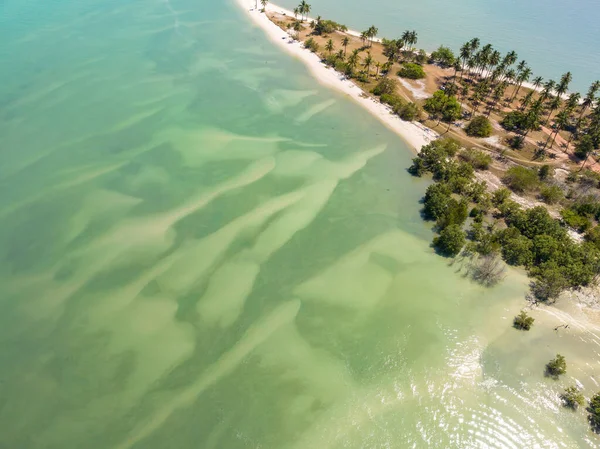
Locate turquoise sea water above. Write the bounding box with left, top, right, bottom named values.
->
left=2, top=0, right=600, bottom=447
left=277, top=0, right=600, bottom=93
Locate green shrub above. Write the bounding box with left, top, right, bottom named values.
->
left=502, top=234, right=533, bottom=266
left=561, top=386, right=585, bottom=410
left=415, top=49, right=428, bottom=64
left=561, top=208, right=591, bottom=232
left=503, top=166, right=539, bottom=193
left=508, top=135, right=525, bottom=150
left=545, top=354, right=567, bottom=379
left=501, top=111, right=527, bottom=131
left=465, top=116, right=493, bottom=137
left=397, top=62, right=426, bottom=80
left=424, top=90, right=462, bottom=122
left=588, top=392, right=600, bottom=432
left=540, top=185, right=564, bottom=205
left=304, top=37, right=319, bottom=52
left=423, top=183, right=451, bottom=220
left=408, top=138, right=460, bottom=177
left=398, top=102, right=420, bottom=121
left=513, top=310, right=534, bottom=330
left=380, top=93, right=405, bottom=112
left=312, top=18, right=345, bottom=35
left=372, top=77, right=399, bottom=96
left=429, top=45, right=456, bottom=67
left=492, top=187, right=512, bottom=206
left=459, top=148, right=492, bottom=170
left=433, top=224, right=466, bottom=256
left=436, top=198, right=468, bottom=230
left=538, top=164, right=554, bottom=181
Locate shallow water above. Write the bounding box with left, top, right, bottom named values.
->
left=276, top=0, right=600, bottom=93
left=1, top=0, right=600, bottom=447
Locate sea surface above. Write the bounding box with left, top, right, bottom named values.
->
left=1, top=0, right=600, bottom=447
left=277, top=0, right=600, bottom=93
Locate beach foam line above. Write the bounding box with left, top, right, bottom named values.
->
left=235, top=0, right=437, bottom=152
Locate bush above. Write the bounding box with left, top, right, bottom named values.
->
left=429, top=45, right=456, bottom=67
left=397, top=62, right=426, bottom=80
left=561, top=386, right=585, bottom=410
left=492, top=187, right=512, bottom=206
left=372, top=77, right=399, bottom=96
left=436, top=198, right=468, bottom=229
left=540, top=185, right=564, bottom=205
left=424, top=90, right=462, bottom=122
left=380, top=93, right=405, bottom=112
left=415, top=49, right=428, bottom=64
left=588, top=392, right=600, bottom=432
left=513, top=310, right=534, bottom=330
left=423, top=183, right=452, bottom=220
left=460, top=148, right=492, bottom=170
left=304, top=37, right=319, bottom=52
left=398, top=102, right=421, bottom=121
left=312, top=18, right=345, bottom=35
left=545, top=354, right=567, bottom=379
left=501, top=111, right=527, bottom=132
left=561, top=208, right=591, bottom=232
left=538, top=164, right=554, bottom=181
left=408, top=138, right=461, bottom=177
left=433, top=224, right=466, bottom=256
left=502, top=234, right=533, bottom=266
left=503, top=166, right=539, bottom=193
left=508, top=135, right=525, bottom=150
left=465, top=116, right=493, bottom=138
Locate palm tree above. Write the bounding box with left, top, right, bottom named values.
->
left=469, top=37, right=481, bottom=54
left=540, top=79, right=555, bottom=102
left=544, top=109, right=570, bottom=151
left=546, top=72, right=572, bottom=122
left=363, top=51, right=373, bottom=76
left=348, top=49, right=360, bottom=72
left=298, top=1, right=311, bottom=21
left=342, top=36, right=350, bottom=56
left=532, top=76, right=543, bottom=91
left=512, top=66, right=531, bottom=100
left=325, top=39, right=334, bottom=55
left=360, top=31, right=368, bottom=46
left=293, top=7, right=299, bottom=19
left=260, top=0, right=268, bottom=12
left=375, top=61, right=382, bottom=77
left=488, top=81, right=507, bottom=116
left=368, top=25, right=379, bottom=47
left=459, top=42, right=471, bottom=81
left=401, top=30, right=411, bottom=52
left=520, top=90, right=534, bottom=111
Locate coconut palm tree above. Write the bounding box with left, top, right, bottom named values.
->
left=459, top=42, right=471, bottom=81
left=544, top=109, right=570, bottom=151
left=546, top=72, right=572, bottom=122
left=488, top=81, right=507, bottom=116
left=520, top=90, right=535, bottom=111
left=293, top=7, right=299, bottom=19
left=375, top=61, right=381, bottom=77
left=540, top=79, right=555, bottom=102
left=336, top=49, right=344, bottom=60
left=348, top=49, right=360, bottom=72
left=532, top=76, right=543, bottom=91
left=368, top=25, right=379, bottom=47
left=363, top=51, right=373, bottom=76
left=325, top=39, right=334, bottom=55
left=469, top=37, right=481, bottom=54
left=342, top=36, right=350, bottom=56
left=512, top=66, right=532, bottom=100
left=260, top=0, right=268, bottom=12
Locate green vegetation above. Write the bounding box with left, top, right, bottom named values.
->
left=372, top=78, right=421, bottom=123
left=304, top=37, right=319, bottom=53
left=397, top=62, right=426, bottom=80
left=513, top=310, right=534, bottom=330
left=409, top=137, right=600, bottom=301
left=465, top=116, right=493, bottom=137
left=503, top=166, right=539, bottom=193
left=540, top=185, right=563, bottom=205
left=545, top=354, right=567, bottom=379
left=429, top=45, right=455, bottom=67
left=588, top=392, right=600, bottom=432
left=561, top=386, right=585, bottom=410
left=424, top=90, right=462, bottom=122
left=459, top=148, right=492, bottom=170
left=312, top=17, right=346, bottom=35
left=433, top=224, right=466, bottom=256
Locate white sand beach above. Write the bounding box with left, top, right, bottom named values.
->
left=235, top=0, right=437, bottom=152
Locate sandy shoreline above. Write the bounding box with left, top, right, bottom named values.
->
left=235, top=0, right=437, bottom=152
